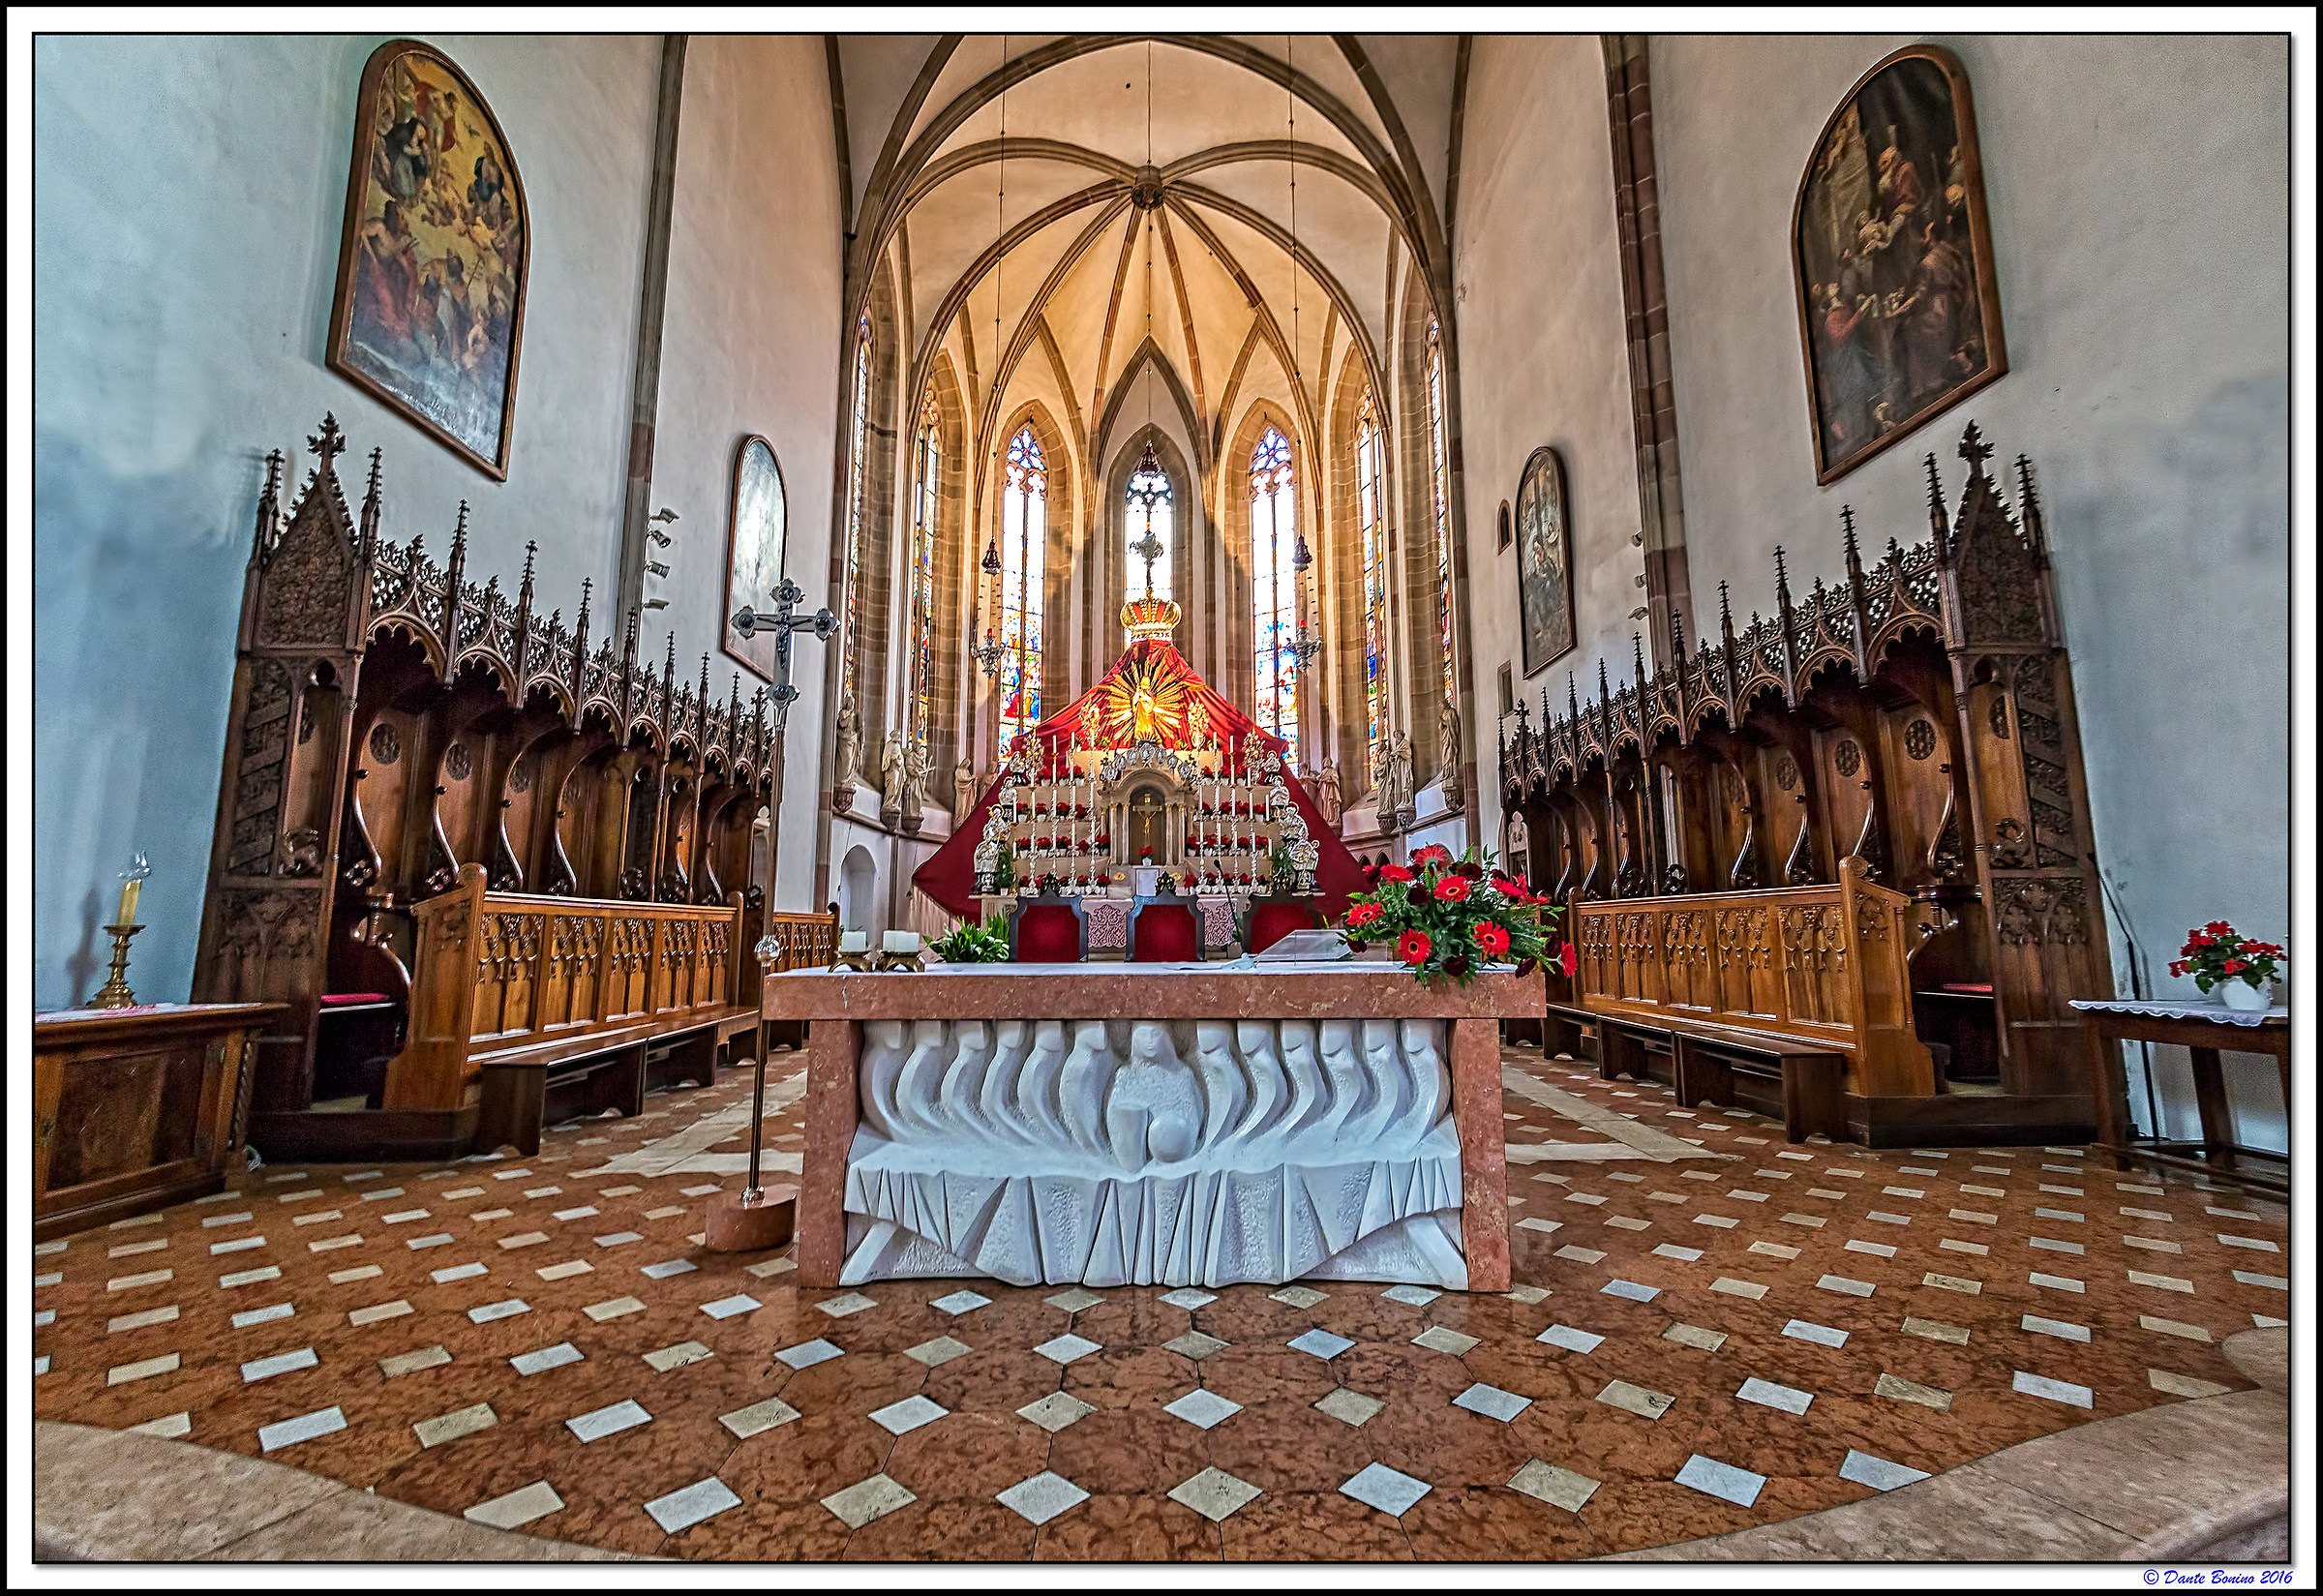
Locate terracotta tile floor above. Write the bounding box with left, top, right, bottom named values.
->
left=30, top=1044, right=2290, bottom=1560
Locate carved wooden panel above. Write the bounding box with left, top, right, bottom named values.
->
left=1573, top=860, right=1933, bottom=1098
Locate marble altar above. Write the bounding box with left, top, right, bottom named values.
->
left=769, top=964, right=1530, bottom=1292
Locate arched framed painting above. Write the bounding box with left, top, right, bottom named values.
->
left=723, top=436, right=789, bottom=681
left=327, top=40, right=529, bottom=479
left=1792, top=45, right=2006, bottom=484
left=1515, top=446, right=1574, bottom=677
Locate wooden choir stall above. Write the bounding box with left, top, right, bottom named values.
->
left=1503, top=424, right=2114, bottom=1147
left=190, top=415, right=838, bottom=1161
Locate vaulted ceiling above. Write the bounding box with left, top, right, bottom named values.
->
left=832, top=35, right=1463, bottom=501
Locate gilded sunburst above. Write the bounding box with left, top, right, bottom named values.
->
left=1094, top=650, right=1192, bottom=746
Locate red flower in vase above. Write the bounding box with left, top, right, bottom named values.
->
left=1557, top=943, right=1579, bottom=979
left=1433, top=876, right=1471, bottom=904
left=1412, top=844, right=1452, bottom=869
left=1398, top=928, right=1433, bottom=965
left=1472, top=922, right=1510, bottom=957
left=1347, top=901, right=1386, bottom=929
left=1378, top=864, right=1415, bottom=884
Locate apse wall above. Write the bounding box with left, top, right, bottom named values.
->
left=1649, top=34, right=2291, bottom=1149
left=31, top=33, right=845, bottom=1008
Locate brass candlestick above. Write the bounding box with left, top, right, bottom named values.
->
left=90, top=923, right=144, bottom=1009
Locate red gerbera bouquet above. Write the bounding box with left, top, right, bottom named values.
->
left=1343, top=844, right=1556, bottom=985
left=2170, top=920, right=2285, bottom=996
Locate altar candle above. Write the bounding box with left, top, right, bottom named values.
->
left=115, top=852, right=149, bottom=926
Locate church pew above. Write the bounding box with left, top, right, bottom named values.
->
left=383, top=864, right=749, bottom=1152
left=1568, top=856, right=1932, bottom=1099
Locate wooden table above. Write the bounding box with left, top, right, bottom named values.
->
left=766, top=963, right=1533, bottom=1292
left=33, top=1002, right=282, bottom=1241
left=2075, top=999, right=2288, bottom=1195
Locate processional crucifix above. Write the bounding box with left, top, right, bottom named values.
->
left=708, top=575, right=837, bottom=1250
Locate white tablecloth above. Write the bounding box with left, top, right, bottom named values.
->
left=2068, top=998, right=2287, bottom=1028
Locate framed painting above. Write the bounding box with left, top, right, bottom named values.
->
left=1792, top=45, right=2006, bottom=485
left=327, top=40, right=528, bottom=480
left=1515, top=446, right=1575, bottom=678
left=723, top=436, right=789, bottom=681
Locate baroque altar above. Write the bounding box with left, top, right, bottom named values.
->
left=916, top=584, right=1366, bottom=926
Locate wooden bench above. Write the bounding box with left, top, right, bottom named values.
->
left=383, top=864, right=747, bottom=1153
left=473, top=1005, right=758, bottom=1156
left=1544, top=999, right=1845, bottom=1144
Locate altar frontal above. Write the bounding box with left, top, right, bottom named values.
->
left=777, top=967, right=1530, bottom=1293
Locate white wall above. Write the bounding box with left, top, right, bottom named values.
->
left=33, top=34, right=660, bottom=1009
left=1450, top=35, right=1647, bottom=858
left=1649, top=34, right=2291, bottom=1148
left=649, top=34, right=846, bottom=912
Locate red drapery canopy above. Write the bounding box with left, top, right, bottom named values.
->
left=913, top=638, right=1366, bottom=921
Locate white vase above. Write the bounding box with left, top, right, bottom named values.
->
left=2217, top=979, right=2271, bottom=1012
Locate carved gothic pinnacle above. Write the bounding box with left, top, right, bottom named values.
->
left=2015, top=454, right=2048, bottom=556
left=1957, top=419, right=1994, bottom=474
left=255, top=448, right=285, bottom=554
left=1772, top=546, right=1793, bottom=613
left=1671, top=604, right=1688, bottom=663
left=358, top=448, right=382, bottom=560
left=1632, top=632, right=1648, bottom=698
left=1923, top=453, right=1950, bottom=550
left=307, top=412, right=346, bottom=463
left=1840, top=505, right=1861, bottom=577
left=1718, top=580, right=1735, bottom=644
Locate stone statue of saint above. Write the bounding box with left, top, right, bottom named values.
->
left=898, top=738, right=930, bottom=832
left=1310, top=761, right=1343, bottom=827
left=1437, top=693, right=1465, bottom=812
left=1383, top=733, right=1415, bottom=819
left=832, top=687, right=862, bottom=785
left=879, top=730, right=905, bottom=812
left=952, top=755, right=979, bottom=819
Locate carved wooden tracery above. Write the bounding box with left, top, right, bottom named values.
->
left=1501, top=423, right=2112, bottom=1099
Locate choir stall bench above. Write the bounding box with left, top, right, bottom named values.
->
left=382, top=864, right=756, bottom=1155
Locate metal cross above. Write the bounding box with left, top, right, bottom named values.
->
left=731, top=577, right=837, bottom=731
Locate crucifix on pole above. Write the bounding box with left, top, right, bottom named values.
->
left=707, top=574, right=838, bottom=1253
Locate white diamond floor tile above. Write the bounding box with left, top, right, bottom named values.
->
left=1168, top=1466, right=1262, bottom=1522
left=1162, top=1388, right=1243, bottom=1430
left=1340, top=1461, right=1431, bottom=1517
left=997, top=1470, right=1090, bottom=1525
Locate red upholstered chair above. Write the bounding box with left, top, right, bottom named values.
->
left=1244, top=896, right=1324, bottom=954
left=1008, top=895, right=1088, bottom=962
left=1127, top=896, right=1203, bottom=963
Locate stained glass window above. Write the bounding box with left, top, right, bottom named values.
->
left=908, top=392, right=940, bottom=742
left=1425, top=319, right=1455, bottom=718
left=839, top=312, right=873, bottom=688
left=1356, top=389, right=1389, bottom=790
left=1250, top=426, right=1299, bottom=765
left=997, top=425, right=1046, bottom=753
left=1125, top=440, right=1172, bottom=604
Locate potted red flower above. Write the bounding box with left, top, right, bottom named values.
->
left=1343, top=844, right=1556, bottom=986
left=2170, top=921, right=2283, bottom=1012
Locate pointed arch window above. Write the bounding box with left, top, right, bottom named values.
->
left=997, top=425, right=1047, bottom=753
left=1125, top=440, right=1173, bottom=605
left=838, top=311, right=874, bottom=686
left=1425, top=319, right=1456, bottom=718
left=1250, top=425, right=1300, bottom=764
left=1355, top=389, right=1389, bottom=790
left=907, top=391, right=941, bottom=742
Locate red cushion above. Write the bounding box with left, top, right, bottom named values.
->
left=1014, top=905, right=1083, bottom=962
left=1247, top=901, right=1321, bottom=954
left=319, top=993, right=390, bottom=1006
left=1130, top=904, right=1200, bottom=963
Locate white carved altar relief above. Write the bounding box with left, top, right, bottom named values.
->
left=840, top=1016, right=1467, bottom=1288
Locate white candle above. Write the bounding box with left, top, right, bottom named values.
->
left=839, top=930, right=870, bottom=954
left=883, top=930, right=921, bottom=954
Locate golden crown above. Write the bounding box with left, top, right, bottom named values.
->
left=1120, top=593, right=1182, bottom=641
